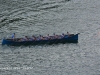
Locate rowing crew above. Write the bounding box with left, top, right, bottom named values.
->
left=11, top=32, right=72, bottom=41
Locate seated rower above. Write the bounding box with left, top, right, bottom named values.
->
left=32, top=35, right=36, bottom=40
left=53, top=33, right=60, bottom=39
left=66, top=32, right=74, bottom=37
left=25, top=36, right=28, bottom=40
left=60, top=33, right=65, bottom=38
left=36, top=36, right=41, bottom=41
left=53, top=33, right=57, bottom=39
left=66, top=32, right=70, bottom=36
left=28, top=35, right=35, bottom=41
left=47, top=34, right=50, bottom=39
left=43, top=37, right=48, bottom=40
left=56, top=35, right=59, bottom=39
left=57, top=35, right=62, bottom=39
left=41, top=36, right=45, bottom=40
left=21, top=36, right=28, bottom=41
left=39, top=35, right=43, bottom=40
left=53, top=33, right=56, bottom=36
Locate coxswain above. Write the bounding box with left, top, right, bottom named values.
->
left=11, top=33, right=15, bottom=40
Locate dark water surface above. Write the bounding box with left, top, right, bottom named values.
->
left=0, top=0, right=100, bottom=75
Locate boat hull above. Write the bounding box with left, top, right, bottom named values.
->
left=2, top=34, right=78, bottom=46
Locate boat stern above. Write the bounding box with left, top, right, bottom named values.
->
left=2, top=39, right=7, bottom=45
left=2, top=39, right=14, bottom=45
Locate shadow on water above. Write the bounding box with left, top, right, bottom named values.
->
left=0, top=17, right=24, bottom=28
left=0, top=17, right=23, bottom=23
left=39, top=5, right=60, bottom=10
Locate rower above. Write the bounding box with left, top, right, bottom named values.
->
left=66, top=32, right=70, bottom=36
left=53, top=33, right=56, bottom=39
left=61, top=33, right=65, bottom=37
left=32, top=35, right=36, bottom=40
left=28, top=35, right=35, bottom=41
left=47, top=34, right=50, bottom=39
left=21, top=36, right=28, bottom=41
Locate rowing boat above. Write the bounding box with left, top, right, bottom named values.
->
left=2, top=34, right=78, bottom=46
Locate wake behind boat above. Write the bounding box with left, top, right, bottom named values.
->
left=2, top=33, right=79, bottom=46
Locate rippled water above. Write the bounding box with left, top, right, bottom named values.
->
left=0, top=0, right=100, bottom=75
